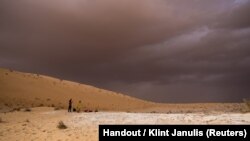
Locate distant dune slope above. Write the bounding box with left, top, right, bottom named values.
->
left=0, top=68, right=245, bottom=113
left=0, top=68, right=154, bottom=111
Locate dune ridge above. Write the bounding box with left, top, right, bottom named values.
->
left=0, top=68, right=245, bottom=113
left=0, top=68, right=154, bottom=112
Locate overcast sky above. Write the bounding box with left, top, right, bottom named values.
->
left=1, top=0, right=250, bottom=102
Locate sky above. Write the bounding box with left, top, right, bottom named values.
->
left=0, top=0, right=250, bottom=102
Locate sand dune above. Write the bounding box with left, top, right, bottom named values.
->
left=0, top=68, right=246, bottom=113
left=0, top=68, right=154, bottom=112
left=0, top=68, right=249, bottom=141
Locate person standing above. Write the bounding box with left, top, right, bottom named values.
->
left=68, top=98, right=73, bottom=112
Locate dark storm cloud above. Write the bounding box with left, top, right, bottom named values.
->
left=0, top=0, right=249, bottom=102
left=215, top=0, right=250, bottom=29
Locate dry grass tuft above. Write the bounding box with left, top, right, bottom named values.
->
left=57, top=121, right=67, bottom=129
left=24, top=108, right=31, bottom=112
left=54, top=107, right=61, bottom=111
left=243, top=99, right=250, bottom=112
left=243, top=99, right=250, bottom=108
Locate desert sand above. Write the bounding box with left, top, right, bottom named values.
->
left=0, top=68, right=249, bottom=141
left=0, top=107, right=249, bottom=141
left=0, top=68, right=246, bottom=113
left=0, top=68, right=154, bottom=112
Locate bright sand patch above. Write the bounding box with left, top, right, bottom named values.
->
left=0, top=107, right=249, bottom=141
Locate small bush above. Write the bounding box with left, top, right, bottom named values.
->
left=25, top=119, right=30, bottom=122
left=9, top=107, right=21, bottom=112
left=57, top=121, right=67, bottom=129
left=243, top=99, right=250, bottom=107
left=243, top=99, right=250, bottom=112
left=0, top=117, right=3, bottom=123
left=54, top=107, right=60, bottom=110
left=14, top=107, right=21, bottom=111
left=24, top=108, right=31, bottom=112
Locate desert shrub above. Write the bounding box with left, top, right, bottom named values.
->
left=84, top=109, right=92, bottom=112
left=11, top=107, right=21, bottom=112
left=24, top=108, right=31, bottom=112
left=57, top=121, right=67, bottom=129
left=95, top=109, right=98, bottom=112
left=243, top=99, right=250, bottom=112
left=39, top=104, right=44, bottom=107
left=54, top=107, right=60, bottom=110
left=25, top=119, right=30, bottom=122
left=243, top=99, right=250, bottom=108
left=0, top=117, right=2, bottom=123
left=16, top=107, right=21, bottom=111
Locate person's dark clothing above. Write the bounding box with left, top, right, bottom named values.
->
left=68, top=99, right=72, bottom=112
